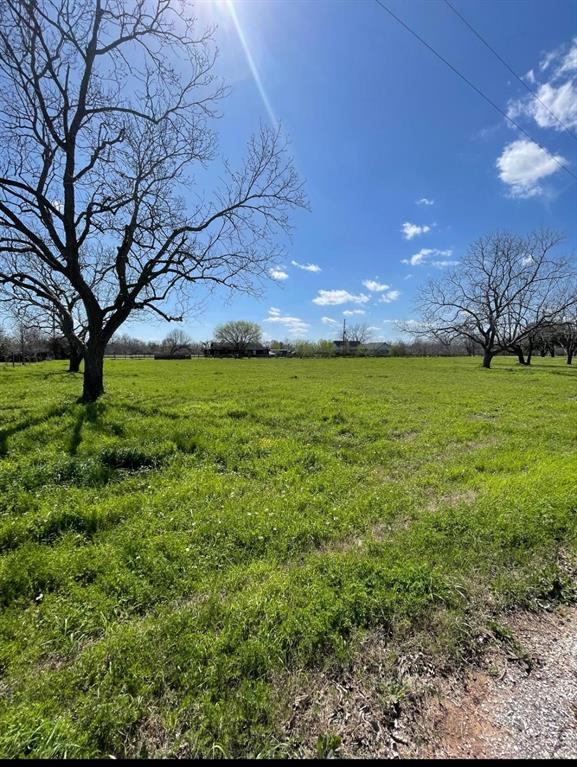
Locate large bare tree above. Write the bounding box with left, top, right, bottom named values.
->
left=0, top=0, right=305, bottom=401
left=416, top=230, right=577, bottom=368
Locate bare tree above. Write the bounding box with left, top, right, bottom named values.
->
left=416, top=230, right=577, bottom=368
left=554, top=312, right=577, bottom=365
left=0, top=324, right=10, bottom=359
left=0, top=263, right=87, bottom=371
left=162, top=328, right=192, bottom=356
left=347, top=322, right=373, bottom=345
left=0, top=0, right=305, bottom=401
left=214, top=320, right=262, bottom=356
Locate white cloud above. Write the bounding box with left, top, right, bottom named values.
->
left=509, top=81, right=577, bottom=131
left=496, top=139, right=564, bottom=198
left=321, top=316, right=339, bottom=326
left=269, top=268, right=289, bottom=280
left=509, top=38, right=577, bottom=131
left=402, top=222, right=431, bottom=240
left=402, top=248, right=453, bottom=267
left=382, top=319, right=426, bottom=332
left=264, top=308, right=309, bottom=336
left=558, top=37, right=577, bottom=76
left=379, top=289, right=401, bottom=304
left=362, top=279, right=390, bottom=292
left=416, top=197, right=435, bottom=206
left=524, top=69, right=536, bottom=84
left=537, top=38, right=577, bottom=76
left=291, top=260, right=322, bottom=273
left=539, top=47, right=559, bottom=73
left=536, top=81, right=577, bottom=130
left=312, top=289, right=370, bottom=306
left=431, top=260, right=458, bottom=268
left=343, top=309, right=366, bottom=316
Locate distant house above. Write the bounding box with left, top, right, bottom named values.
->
left=333, top=340, right=361, bottom=355
left=204, top=342, right=270, bottom=358
left=362, top=342, right=390, bottom=357
left=332, top=340, right=390, bottom=357
left=269, top=348, right=293, bottom=357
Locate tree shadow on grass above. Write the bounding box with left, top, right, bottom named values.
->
left=533, top=363, right=577, bottom=377
left=119, top=401, right=182, bottom=420
left=0, top=400, right=144, bottom=459
left=0, top=400, right=107, bottom=458
left=67, top=402, right=106, bottom=455
left=1, top=397, right=182, bottom=459
left=42, top=369, right=81, bottom=380
left=532, top=362, right=576, bottom=371
left=0, top=403, right=74, bottom=457
left=492, top=362, right=576, bottom=377
left=548, top=369, right=577, bottom=377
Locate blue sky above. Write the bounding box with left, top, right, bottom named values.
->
left=127, top=0, right=577, bottom=343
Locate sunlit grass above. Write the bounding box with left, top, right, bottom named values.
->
left=0, top=356, right=576, bottom=757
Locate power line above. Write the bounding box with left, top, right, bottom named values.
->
left=372, top=0, right=577, bottom=184
left=443, top=0, right=577, bottom=143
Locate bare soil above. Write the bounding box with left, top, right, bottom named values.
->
left=399, top=605, right=577, bottom=759
left=285, top=605, right=577, bottom=759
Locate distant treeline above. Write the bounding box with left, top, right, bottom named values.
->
left=0, top=327, right=204, bottom=363
left=1, top=326, right=568, bottom=364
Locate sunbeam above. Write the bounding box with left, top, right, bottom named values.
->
left=224, top=0, right=277, bottom=128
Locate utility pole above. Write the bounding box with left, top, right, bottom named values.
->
left=342, top=318, right=348, bottom=356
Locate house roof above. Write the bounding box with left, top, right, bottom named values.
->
left=333, top=340, right=361, bottom=347
left=209, top=341, right=269, bottom=351
left=363, top=342, right=390, bottom=350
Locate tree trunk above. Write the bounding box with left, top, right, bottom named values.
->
left=482, top=349, right=493, bottom=369
left=568, top=350, right=574, bottom=365
left=68, top=346, right=83, bottom=373
left=514, top=346, right=533, bottom=365
left=81, top=341, right=105, bottom=403
left=514, top=346, right=531, bottom=365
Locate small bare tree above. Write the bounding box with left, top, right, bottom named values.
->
left=554, top=312, right=577, bottom=365
left=214, top=320, right=262, bottom=357
left=0, top=324, right=10, bottom=359
left=0, top=0, right=305, bottom=401
left=162, top=328, right=192, bottom=356
left=416, top=230, right=577, bottom=368
left=0, top=263, right=87, bottom=371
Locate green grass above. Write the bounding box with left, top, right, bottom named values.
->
left=0, top=356, right=576, bottom=757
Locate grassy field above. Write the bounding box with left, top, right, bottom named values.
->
left=0, top=356, right=576, bottom=757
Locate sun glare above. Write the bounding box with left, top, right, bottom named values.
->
left=222, top=0, right=277, bottom=127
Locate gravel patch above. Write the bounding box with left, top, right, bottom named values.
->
left=401, top=605, right=577, bottom=759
